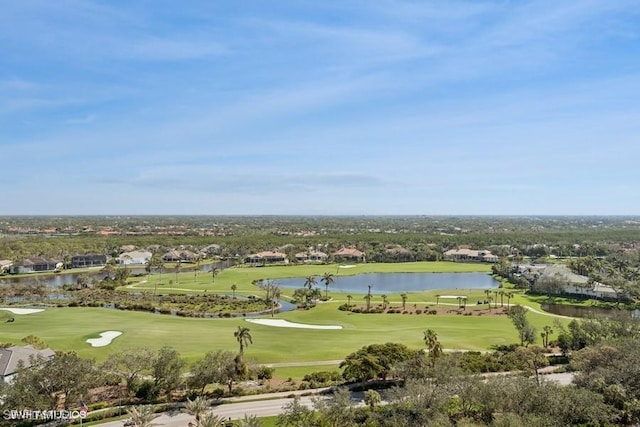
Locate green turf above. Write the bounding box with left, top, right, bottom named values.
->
left=273, top=364, right=341, bottom=381
left=0, top=296, right=565, bottom=365
left=0, top=263, right=565, bottom=368
left=259, top=416, right=278, bottom=427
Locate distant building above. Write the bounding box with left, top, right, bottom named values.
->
left=537, top=264, right=617, bottom=300
left=295, top=251, right=328, bottom=263
left=333, top=248, right=366, bottom=263
left=10, top=257, right=62, bottom=274
left=443, top=248, right=499, bottom=263
left=0, top=260, right=13, bottom=273
left=0, top=345, right=55, bottom=383
left=116, top=250, right=152, bottom=265
left=245, top=251, right=288, bottom=265
left=71, top=254, right=107, bottom=268
left=162, top=250, right=197, bottom=263
left=201, top=244, right=221, bottom=256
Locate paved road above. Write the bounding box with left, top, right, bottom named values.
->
left=95, top=373, right=576, bottom=426
left=96, top=395, right=324, bottom=427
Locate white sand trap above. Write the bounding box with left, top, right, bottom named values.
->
left=86, top=331, right=123, bottom=347
left=0, top=307, right=44, bottom=315
left=246, top=319, right=342, bottom=330
left=338, top=265, right=357, bottom=269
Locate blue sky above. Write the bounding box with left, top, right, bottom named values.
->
left=1, top=0, right=639, bottom=215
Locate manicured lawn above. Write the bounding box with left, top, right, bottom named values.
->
left=0, top=263, right=565, bottom=372
left=0, top=298, right=564, bottom=365
left=259, top=416, right=278, bottom=427
left=273, top=364, right=341, bottom=381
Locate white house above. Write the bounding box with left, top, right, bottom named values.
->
left=538, top=264, right=618, bottom=300
left=443, top=248, right=499, bottom=263
left=116, top=250, right=152, bottom=265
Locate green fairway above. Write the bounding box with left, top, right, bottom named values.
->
left=0, top=262, right=567, bottom=369
left=0, top=297, right=565, bottom=365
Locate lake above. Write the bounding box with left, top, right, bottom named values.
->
left=541, top=302, right=640, bottom=319
left=275, top=272, right=498, bottom=294
left=0, top=261, right=233, bottom=288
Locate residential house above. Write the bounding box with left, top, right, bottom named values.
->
left=295, top=251, right=328, bottom=263
left=201, top=244, right=221, bottom=256
left=0, top=260, right=13, bottom=273
left=162, top=250, right=198, bottom=263
left=116, top=250, right=152, bottom=265
left=537, top=264, right=617, bottom=300
left=0, top=345, right=55, bottom=383
left=245, top=251, right=288, bottom=265
left=10, top=257, right=62, bottom=274
left=333, top=248, right=366, bottom=263
left=71, top=254, right=107, bottom=268
left=383, top=246, right=414, bottom=262
left=443, top=248, right=499, bottom=263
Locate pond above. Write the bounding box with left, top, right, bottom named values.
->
left=541, top=303, right=640, bottom=319
left=0, top=261, right=233, bottom=288
left=275, top=272, right=498, bottom=294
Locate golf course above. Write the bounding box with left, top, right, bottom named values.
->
left=0, top=262, right=567, bottom=366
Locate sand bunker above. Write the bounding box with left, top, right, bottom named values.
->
left=338, top=265, right=357, bottom=269
left=86, top=331, right=123, bottom=347
left=0, top=307, right=44, bottom=315
left=246, top=319, right=342, bottom=330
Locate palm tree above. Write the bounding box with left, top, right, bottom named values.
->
left=234, top=326, right=252, bottom=355
left=174, top=260, right=181, bottom=286
left=238, top=414, right=262, bottom=427
left=271, top=286, right=281, bottom=317
left=231, top=284, right=237, bottom=298
left=184, top=397, right=209, bottom=424
left=436, top=294, right=441, bottom=305
left=423, top=329, right=443, bottom=362
left=364, top=389, right=382, bottom=409
left=194, top=255, right=201, bottom=280
left=321, top=272, right=335, bottom=299
left=347, top=295, right=353, bottom=307
left=499, top=290, right=505, bottom=307
left=381, top=294, right=388, bottom=310
left=541, top=325, right=553, bottom=348
left=304, top=275, right=317, bottom=290
left=126, top=405, right=159, bottom=427
left=366, top=284, right=373, bottom=311
left=400, top=293, right=408, bottom=310
left=144, top=259, right=152, bottom=283
left=196, top=413, right=226, bottom=427
left=211, top=266, right=219, bottom=287
left=484, top=289, right=491, bottom=305
left=506, top=292, right=513, bottom=309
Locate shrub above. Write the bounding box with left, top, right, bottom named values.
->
left=135, top=380, right=159, bottom=401
left=254, top=365, right=275, bottom=380
left=230, top=386, right=244, bottom=396
left=303, top=371, right=341, bottom=384
left=415, top=309, right=422, bottom=314
left=210, top=388, right=225, bottom=399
